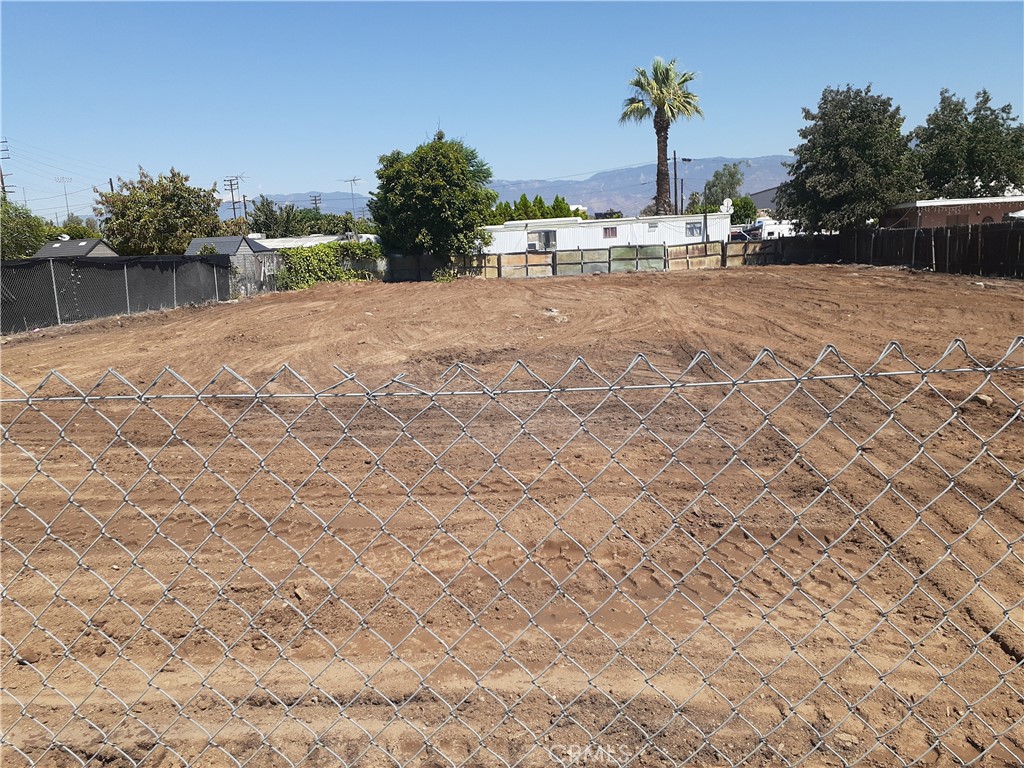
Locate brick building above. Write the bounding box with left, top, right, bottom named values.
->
left=880, top=195, right=1024, bottom=228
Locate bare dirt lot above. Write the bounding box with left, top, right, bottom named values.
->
left=2, top=266, right=1023, bottom=767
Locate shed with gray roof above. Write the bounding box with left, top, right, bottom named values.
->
left=32, top=238, right=119, bottom=259
left=184, top=236, right=280, bottom=296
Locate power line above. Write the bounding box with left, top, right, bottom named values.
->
left=22, top=186, right=97, bottom=202
left=4, top=137, right=127, bottom=176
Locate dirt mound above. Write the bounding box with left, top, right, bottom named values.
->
left=3, top=266, right=1021, bottom=390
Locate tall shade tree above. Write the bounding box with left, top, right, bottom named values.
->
left=704, top=162, right=748, bottom=209
left=776, top=84, right=921, bottom=233
left=45, top=213, right=103, bottom=241
left=246, top=195, right=308, bottom=238
left=913, top=89, right=1024, bottom=198
left=369, top=131, right=498, bottom=261
left=1, top=195, right=48, bottom=259
left=620, top=57, right=703, bottom=215
left=94, top=167, right=220, bottom=254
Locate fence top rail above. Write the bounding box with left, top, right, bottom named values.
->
left=1, top=254, right=231, bottom=268
left=2, top=337, right=1021, bottom=403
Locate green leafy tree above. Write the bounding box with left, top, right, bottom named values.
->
left=246, top=196, right=308, bottom=238
left=492, top=200, right=514, bottom=223
left=967, top=90, right=1024, bottom=195
left=353, top=216, right=378, bottom=235
left=911, top=89, right=971, bottom=199
left=247, top=195, right=280, bottom=236
left=314, top=212, right=354, bottom=235
left=731, top=195, right=758, bottom=224
left=550, top=195, right=573, bottom=218
left=512, top=194, right=537, bottom=220
left=1, top=195, right=48, bottom=259
left=217, top=216, right=250, bottom=236
left=684, top=192, right=711, bottom=214
left=274, top=203, right=304, bottom=238
left=93, top=167, right=221, bottom=254
left=776, top=84, right=921, bottom=232
left=913, top=89, right=1024, bottom=198
left=496, top=194, right=588, bottom=223
left=294, top=207, right=323, bottom=234
left=620, top=57, right=703, bottom=215
left=369, top=131, right=498, bottom=260
left=45, top=213, right=103, bottom=241
left=703, top=162, right=748, bottom=209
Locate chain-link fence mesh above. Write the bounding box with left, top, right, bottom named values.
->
left=0, top=257, right=229, bottom=335
left=2, top=339, right=1023, bottom=767
left=230, top=252, right=281, bottom=297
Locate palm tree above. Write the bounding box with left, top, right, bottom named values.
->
left=620, top=57, right=703, bottom=215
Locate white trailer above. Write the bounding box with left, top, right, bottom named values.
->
left=481, top=213, right=731, bottom=254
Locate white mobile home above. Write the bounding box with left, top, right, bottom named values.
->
left=482, top=213, right=731, bottom=254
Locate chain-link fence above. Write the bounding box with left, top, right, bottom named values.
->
left=1, top=256, right=231, bottom=335
left=2, top=340, right=1023, bottom=767
left=230, top=251, right=281, bottom=298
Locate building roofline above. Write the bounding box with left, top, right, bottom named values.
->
left=891, top=195, right=1024, bottom=210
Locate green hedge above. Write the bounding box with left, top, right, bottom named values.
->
left=277, top=241, right=384, bottom=290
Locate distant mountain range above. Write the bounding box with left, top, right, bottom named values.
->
left=219, top=155, right=792, bottom=220
left=488, top=155, right=792, bottom=216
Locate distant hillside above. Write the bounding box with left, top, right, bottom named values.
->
left=489, top=156, right=792, bottom=216
left=221, top=156, right=791, bottom=220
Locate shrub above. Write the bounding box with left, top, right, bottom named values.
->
left=277, top=241, right=384, bottom=290
left=431, top=266, right=459, bottom=283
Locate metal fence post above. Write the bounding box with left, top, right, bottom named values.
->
left=48, top=259, right=62, bottom=326
left=1, top=344, right=1023, bottom=766
left=124, top=263, right=131, bottom=314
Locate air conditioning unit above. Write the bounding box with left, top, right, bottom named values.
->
left=527, top=242, right=540, bottom=252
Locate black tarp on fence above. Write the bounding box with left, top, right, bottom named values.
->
left=1, top=255, right=230, bottom=335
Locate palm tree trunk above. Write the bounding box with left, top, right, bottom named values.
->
left=654, top=109, right=671, bottom=215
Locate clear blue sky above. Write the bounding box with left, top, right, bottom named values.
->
left=2, top=1, right=1022, bottom=220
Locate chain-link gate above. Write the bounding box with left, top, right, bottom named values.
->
left=2, top=339, right=1023, bottom=767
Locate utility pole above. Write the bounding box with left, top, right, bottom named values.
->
left=310, top=193, right=321, bottom=212
left=340, top=177, right=361, bottom=218
left=242, top=194, right=248, bottom=217
left=674, top=155, right=692, bottom=215
left=55, top=176, right=72, bottom=222
left=0, top=138, right=10, bottom=196
left=703, top=180, right=709, bottom=243
left=223, top=176, right=240, bottom=218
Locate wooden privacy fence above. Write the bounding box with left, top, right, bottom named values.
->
left=746, top=221, right=1024, bottom=278
left=386, top=242, right=732, bottom=281
left=389, top=222, right=1022, bottom=282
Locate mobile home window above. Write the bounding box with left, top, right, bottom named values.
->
left=603, top=227, right=618, bottom=238
left=686, top=222, right=702, bottom=237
